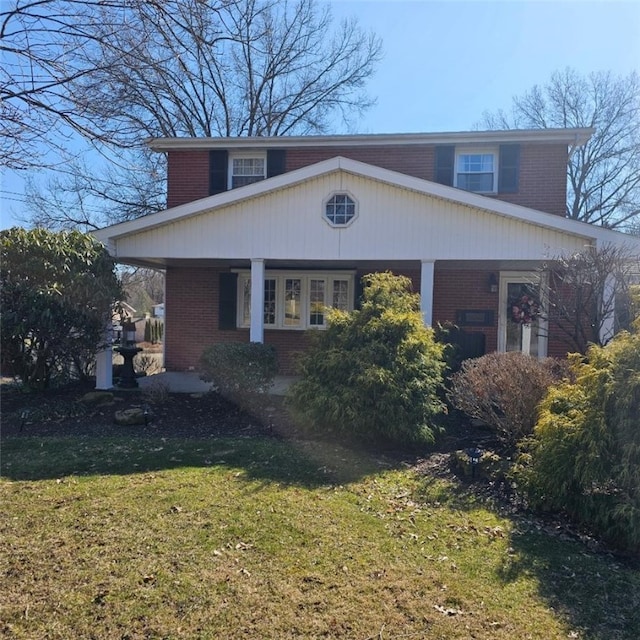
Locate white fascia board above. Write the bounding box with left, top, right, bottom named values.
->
left=93, top=155, right=639, bottom=254
left=147, top=127, right=594, bottom=152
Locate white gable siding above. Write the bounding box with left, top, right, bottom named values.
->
left=114, top=172, right=590, bottom=262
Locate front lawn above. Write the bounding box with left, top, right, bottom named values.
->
left=1, top=436, right=638, bottom=639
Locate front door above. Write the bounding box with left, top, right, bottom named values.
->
left=498, top=273, right=547, bottom=357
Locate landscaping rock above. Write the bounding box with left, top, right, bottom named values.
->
left=114, top=407, right=146, bottom=426
left=80, top=391, right=114, bottom=406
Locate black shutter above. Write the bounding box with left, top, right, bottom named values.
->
left=209, top=150, right=228, bottom=195
left=267, top=149, right=286, bottom=178
left=434, top=145, right=455, bottom=186
left=354, top=273, right=365, bottom=310
left=498, top=144, right=520, bottom=193
left=219, top=272, right=237, bottom=330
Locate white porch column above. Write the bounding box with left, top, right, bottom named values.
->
left=599, top=272, right=616, bottom=345
left=250, top=258, right=265, bottom=343
left=420, top=260, right=435, bottom=327
left=95, top=321, right=113, bottom=389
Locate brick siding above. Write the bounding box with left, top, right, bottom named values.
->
left=166, top=150, right=210, bottom=208
left=165, top=142, right=569, bottom=215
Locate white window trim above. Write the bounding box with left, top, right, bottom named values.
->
left=322, top=191, right=359, bottom=228
left=454, top=147, right=498, bottom=194
left=234, top=270, right=355, bottom=330
left=228, top=151, right=267, bottom=190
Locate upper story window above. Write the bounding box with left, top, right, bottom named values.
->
left=455, top=149, right=497, bottom=193
left=324, top=193, right=357, bottom=226
left=230, top=154, right=266, bottom=189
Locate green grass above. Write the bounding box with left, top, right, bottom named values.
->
left=2, top=435, right=639, bottom=639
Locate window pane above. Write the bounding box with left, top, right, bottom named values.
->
left=458, top=154, right=494, bottom=172
left=309, top=279, right=326, bottom=325
left=232, top=158, right=265, bottom=176
left=332, top=279, right=349, bottom=310
left=284, top=278, right=301, bottom=326
left=232, top=158, right=265, bottom=189
left=325, top=194, right=355, bottom=225
left=457, top=173, right=494, bottom=192
left=264, top=278, right=276, bottom=325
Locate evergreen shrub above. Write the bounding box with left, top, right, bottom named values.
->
left=517, top=326, right=640, bottom=553
left=287, top=272, right=446, bottom=446
left=199, top=342, right=278, bottom=399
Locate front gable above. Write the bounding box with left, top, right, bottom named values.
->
left=102, top=158, right=608, bottom=265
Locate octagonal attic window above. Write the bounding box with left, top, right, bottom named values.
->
left=324, top=193, right=357, bottom=227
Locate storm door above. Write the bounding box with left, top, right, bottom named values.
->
left=498, top=273, right=547, bottom=357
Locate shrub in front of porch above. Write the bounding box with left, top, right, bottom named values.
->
left=287, top=272, right=446, bottom=447
left=448, top=352, right=570, bottom=449
left=199, top=342, right=277, bottom=408
left=515, top=322, right=640, bottom=554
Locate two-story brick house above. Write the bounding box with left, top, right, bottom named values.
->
left=94, top=128, right=639, bottom=381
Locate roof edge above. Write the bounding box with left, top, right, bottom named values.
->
left=147, top=128, right=594, bottom=152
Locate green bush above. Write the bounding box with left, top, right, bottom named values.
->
left=199, top=342, right=278, bottom=400
left=448, top=352, right=569, bottom=449
left=517, top=329, right=640, bottom=553
left=287, top=272, right=446, bottom=446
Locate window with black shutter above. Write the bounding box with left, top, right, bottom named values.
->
left=218, top=272, right=238, bottom=330
left=209, top=150, right=228, bottom=195
left=498, top=144, right=520, bottom=193
left=434, top=145, right=455, bottom=186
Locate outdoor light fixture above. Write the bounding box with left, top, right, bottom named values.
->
left=123, top=321, right=137, bottom=346
left=115, top=320, right=142, bottom=388
left=467, top=446, right=483, bottom=479
left=488, top=273, right=498, bottom=293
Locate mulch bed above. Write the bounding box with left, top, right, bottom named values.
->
left=0, top=380, right=272, bottom=440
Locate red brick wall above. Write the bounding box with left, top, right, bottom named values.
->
left=164, top=266, right=241, bottom=371
left=166, top=150, right=210, bottom=208
left=164, top=142, right=569, bottom=215
left=432, top=270, right=500, bottom=353
left=491, top=143, right=568, bottom=216
left=286, top=145, right=436, bottom=181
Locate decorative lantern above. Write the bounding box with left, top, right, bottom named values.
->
left=123, top=321, right=137, bottom=346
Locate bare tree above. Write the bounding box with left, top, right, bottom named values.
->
left=1, top=0, right=142, bottom=169
left=541, top=244, right=639, bottom=353
left=5, top=0, right=382, bottom=229
left=479, top=69, right=640, bottom=230
left=24, top=149, right=166, bottom=231
left=74, top=0, right=382, bottom=140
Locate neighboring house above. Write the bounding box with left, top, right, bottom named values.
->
left=94, top=129, right=640, bottom=386
left=152, top=303, right=165, bottom=319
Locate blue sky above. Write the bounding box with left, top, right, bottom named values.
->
left=1, top=0, right=639, bottom=229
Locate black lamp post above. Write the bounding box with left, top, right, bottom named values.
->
left=467, top=446, right=482, bottom=479
left=115, top=321, right=142, bottom=388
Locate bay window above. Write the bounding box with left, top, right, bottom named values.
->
left=236, top=271, right=354, bottom=329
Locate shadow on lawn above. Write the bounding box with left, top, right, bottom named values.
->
left=417, top=473, right=640, bottom=639
left=498, top=528, right=640, bottom=639
left=0, top=434, right=393, bottom=487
